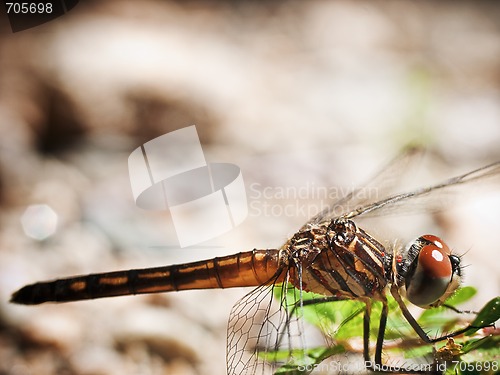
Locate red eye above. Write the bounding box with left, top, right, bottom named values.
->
left=421, top=234, right=452, bottom=254
left=418, top=243, right=452, bottom=279
left=405, top=235, right=458, bottom=308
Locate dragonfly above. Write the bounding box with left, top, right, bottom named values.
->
left=10, top=150, right=500, bottom=374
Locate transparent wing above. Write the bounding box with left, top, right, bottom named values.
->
left=305, top=146, right=425, bottom=228
left=308, top=147, right=500, bottom=223
left=344, top=160, right=500, bottom=220
left=227, top=272, right=308, bottom=375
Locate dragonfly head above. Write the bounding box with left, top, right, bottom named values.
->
left=398, top=235, right=462, bottom=309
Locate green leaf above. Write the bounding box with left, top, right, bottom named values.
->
left=418, top=287, right=477, bottom=325
left=461, top=335, right=500, bottom=363
left=461, top=335, right=495, bottom=355
left=445, top=286, right=477, bottom=307
left=331, top=303, right=364, bottom=340
left=303, top=298, right=361, bottom=328
left=428, top=336, right=500, bottom=374
left=271, top=345, right=346, bottom=375
left=272, top=284, right=497, bottom=374
left=274, top=363, right=308, bottom=375
left=465, top=297, right=500, bottom=335
left=402, top=344, right=434, bottom=359
left=259, top=349, right=300, bottom=362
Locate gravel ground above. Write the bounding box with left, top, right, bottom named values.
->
left=0, top=1, right=499, bottom=374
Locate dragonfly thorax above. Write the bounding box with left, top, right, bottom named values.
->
left=285, top=219, right=390, bottom=300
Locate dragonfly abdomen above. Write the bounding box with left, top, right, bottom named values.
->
left=11, top=249, right=285, bottom=305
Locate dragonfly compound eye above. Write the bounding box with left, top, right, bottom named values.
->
left=405, top=235, right=460, bottom=308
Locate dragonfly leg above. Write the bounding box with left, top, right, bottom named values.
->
left=374, top=298, right=388, bottom=365
left=363, top=301, right=372, bottom=363
left=364, top=301, right=413, bottom=373
left=390, top=285, right=487, bottom=344
left=364, top=301, right=403, bottom=373
left=293, top=297, right=425, bottom=374
left=366, top=298, right=443, bottom=374
left=442, top=303, right=477, bottom=315
left=299, top=295, right=350, bottom=307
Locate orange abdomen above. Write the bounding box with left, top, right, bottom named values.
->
left=11, top=250, right=285, bottom=305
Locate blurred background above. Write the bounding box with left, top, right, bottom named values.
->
left=0, top=1, right=499, bottom=374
